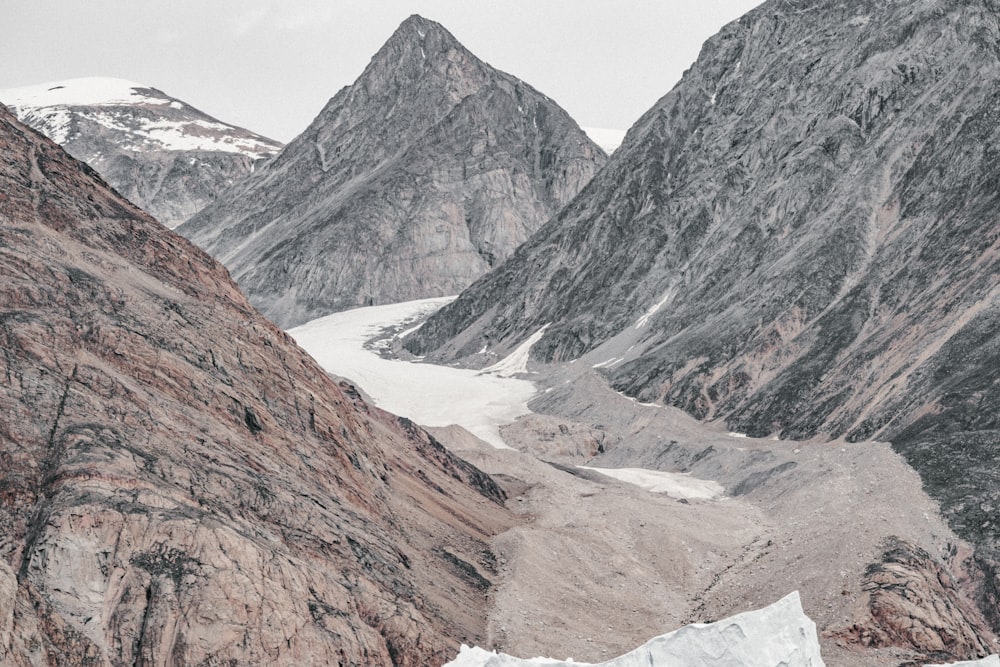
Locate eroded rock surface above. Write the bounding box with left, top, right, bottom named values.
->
left=179, top=15, right=606, bottom=328
left=0, top=105, right=511, bottom=665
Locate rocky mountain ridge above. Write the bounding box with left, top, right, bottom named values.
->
left=179, top=14, right=606, bottom=328
left=404, top=0, right=1000, bottom=615
left=1, top=77, right=282, bottom=227
left=0, top=104, right=511, bottom=665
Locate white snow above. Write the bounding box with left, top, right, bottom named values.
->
left=635, top=289, right=674, bottom=328
left=445, top=591, right=824, bottom=666
left=728, top=432, right=749, bottom=438
left=0, top=77, right=167, bottom=108
left=0, top=77, right=277, bottom=158
left=582, top=127, right=627, bottom=153
left=482, top=325, right=550, bottom=378
left=591, top=357, right=623, bottom=369
left=926, top=658, right=1000, bottom=667
left=289, top=297, right=538, bottom=449
left=579, top=466, right=724, bottom=499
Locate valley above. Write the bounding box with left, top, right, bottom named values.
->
left=292, top=298, right=997, bottom=666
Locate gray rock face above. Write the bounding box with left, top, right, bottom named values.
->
left=406, top=0, right=1000, bottom=579
left=0, top=104, right=511, bottom=666
left=178, top=15, right=606, bottom=329
left=1, top=77, right=282, bottom=227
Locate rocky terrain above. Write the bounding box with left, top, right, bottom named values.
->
left=0, top=105, right=513, bottom=665
left=179, top=15, right=606, bottom=329
left=1, top=77, right=282, bottom=227
left=405, top=0, right=1000, bottom=620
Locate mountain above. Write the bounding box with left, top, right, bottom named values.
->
left=0, top=104, right=511, bottom=665
left=178, top=15, right=606, bottom=329
left=0, top=77, right=282, bottom=227
left=405, top=0, right=1000, bottom=587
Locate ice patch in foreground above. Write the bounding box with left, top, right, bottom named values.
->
left=926, top=657, right=1000, bottom=666
left=444, top=591, right=823, bottom=666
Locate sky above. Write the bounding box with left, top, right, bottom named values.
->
left=2, top=1, right=763, bottom=143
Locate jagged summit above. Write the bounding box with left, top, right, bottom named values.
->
left=179, top=15, right=605, bottom=328
left=1, top=77, right=282, bottom=227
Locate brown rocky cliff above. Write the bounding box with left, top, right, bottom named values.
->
left=0, top=105, right=511, bottom=665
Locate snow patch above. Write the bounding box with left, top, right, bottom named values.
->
left=482, top=325, right=550, bottom=378
left=728, top=432, right=749, bottom=439
left=635, top=289, right=674, bottom=328
left=445, top=591, right=824, bottom=666
left=0, top=77, right=167, bottom=108
left=591, top=357, right=623, bottom=369
left=580, top=466, right=724, bottom=499
left=581, top=126, right=627, bottom=153
left=290, top=297, right=537, bottom=449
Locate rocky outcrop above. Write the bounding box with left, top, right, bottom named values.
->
left=405, top=0, right=1000, bottom=584
left=178, top=15, right=605, bottom=329
left=1, top=77, right=282, bottom=227
left=0, top=105, right=512, bottom=665
left=834, top=539, right=994, bottom=662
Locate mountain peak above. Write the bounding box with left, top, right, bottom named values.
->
left=0, top=77, right=166, bottom=108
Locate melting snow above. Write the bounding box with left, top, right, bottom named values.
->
left=927, top=658, right=1000, bottom=667
left=579, top=466, right=724, bottom=499
left=445, top=591, right=824, bottom=666
left=635, top=289, right=673, bottom=328
left=482, top=325, right=550, bottom=378
left=581, top=127, right=627, bottom=153
left=289, top=297, right=537, bottom=449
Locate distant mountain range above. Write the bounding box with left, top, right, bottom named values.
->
left=178, top=15, right=606, bottom=328
left=0, top=77, right=282, bottom=227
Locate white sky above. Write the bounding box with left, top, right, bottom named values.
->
left=2, top=1, right=763, bottom=143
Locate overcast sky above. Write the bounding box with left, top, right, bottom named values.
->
left=3, top=1, right=763, bottom=143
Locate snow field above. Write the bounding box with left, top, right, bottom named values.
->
left=289, top=297, right=537, bottom=449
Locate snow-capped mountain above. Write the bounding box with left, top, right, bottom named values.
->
left=0, top=77, right=282, bottom=227
left=405, top=0, right=1000, bottom=624
left=178, top=15, right=606, bottom=329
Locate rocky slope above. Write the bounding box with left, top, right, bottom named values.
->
left=178, top=15, right=606, bottom=329
left=405, top=0, right=1000, bottom=598
left=0, top=104, right=512, bottom=665
left=1, top=77, right=282, bottom=227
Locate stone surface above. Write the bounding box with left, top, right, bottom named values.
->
left=0, top=105, right=511, bottom=665
left=1, top=77, right=282, bottom=228
left=404, top=0, right=1000, bottom=616
left=178, top=15, right=606, bottom=328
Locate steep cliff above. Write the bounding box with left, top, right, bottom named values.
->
left=405, top=0, right=1000, bottom=594
left=1, top=77, right=282, bottom=228
left=0, top=104, right=511, bottom=665
left=178, top=15, right=605, bottom=328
